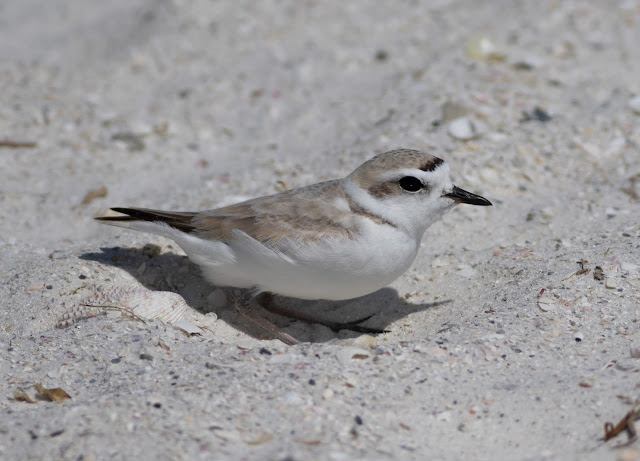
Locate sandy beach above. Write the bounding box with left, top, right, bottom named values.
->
left=1, top=1, right=640, bottom=459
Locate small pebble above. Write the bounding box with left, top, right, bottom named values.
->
left=512, top=55, right=543, bottom=70
left=466, top=36, right=505, bottom=61
left=574, top=332, right=584, bottom=342
left=520, top=107, right=552, bottom=123
left=111, top=132, right=145, bottom=151
left=172, top=320, right=204, bottom=336
left=140, top=353, right=153, bottom=361
left=620, top=262, right=638, bottom=272
left=447, top=117, right=479, bottom=140
left=605, top=278, right=618, bottom=289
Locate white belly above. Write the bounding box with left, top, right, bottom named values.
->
left=184, top=225, right=420, bottom=301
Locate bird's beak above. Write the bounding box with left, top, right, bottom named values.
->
left=444, top=186, right=492, bottom=206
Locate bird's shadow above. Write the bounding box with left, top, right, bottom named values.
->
left=81, top=246, right=451, bottom=343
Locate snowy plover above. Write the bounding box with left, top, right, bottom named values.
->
left=97, top=149, right=491, bottom=344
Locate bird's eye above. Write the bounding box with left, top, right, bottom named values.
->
left=399, top=176, right=423, bottom=192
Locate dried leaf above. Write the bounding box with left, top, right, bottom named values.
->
left=35, top=383, right=72, bottom=402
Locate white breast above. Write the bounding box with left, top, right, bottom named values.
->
left=215, top=224, right=417, bottom=300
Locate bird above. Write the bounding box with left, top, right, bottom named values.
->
left=96, top=148, right=492, bottom=344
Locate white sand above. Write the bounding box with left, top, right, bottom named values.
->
left=1, top=1, right=640, bottom=459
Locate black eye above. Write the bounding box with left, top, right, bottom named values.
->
left=399, top=176, right=423, bottom=192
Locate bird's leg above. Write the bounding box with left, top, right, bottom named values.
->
left=233, top=292, right=300, bottom=345
left=256, top=292, right=389, bottom=334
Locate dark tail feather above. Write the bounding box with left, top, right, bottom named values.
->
left=95, top=207, right=198, bottom=233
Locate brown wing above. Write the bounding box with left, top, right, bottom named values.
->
left=96, top=180, right=361, bottom=244
left=194, top=180, right=359, bottom=243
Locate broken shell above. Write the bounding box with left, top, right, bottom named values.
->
left=172, top=320, right=204, bottom=336
left=119, top=289, right=189, bottom=323
left=57, top=287, right=190, bottom=328
left=537, top=295, right=556, bottom=312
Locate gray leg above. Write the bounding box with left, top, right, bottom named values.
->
left=256, top=292, right=388, bottom=334
left=233, top=292, right=300, bottom=345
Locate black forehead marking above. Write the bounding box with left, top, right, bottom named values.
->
left=419, top=157, right=444, bottom=172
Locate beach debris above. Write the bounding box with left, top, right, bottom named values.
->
left=57, top=287, right=189, bottom=328
left=512, top=55, right=543, bottom=70
left=537, top=296, right=556, bottom=312
left=336, top=347, right=370, bottom=365
left=605, top=278, right=619, bottom=290
left=594, top=266, right=605, bottom=281
left=374, top=49, right=389, bottom=61
left=34, top=383, right=71, bottom=403
left=80, top=186, right=108, bottom=206
left=466, top=36, right=506, bottom=61
left=576, top=260, right=590, bottom=276
left=520, top=107, right=552, bottom=123
left=172, top=320, right=203, bottom=336
left=13, top=388, right=36, bottom=403
left=112, top=132, right=145, bottom=151
left=0, top=139, right=37, bottom=148
left=604, top=405, right=640, bottom=447
left=537, top=289, right=556, bottom=312
left=563, top=260, right=591, bottom=280
left=244, top=431, right=274, bottom=446
left=25, top=282, right=47, bottom=293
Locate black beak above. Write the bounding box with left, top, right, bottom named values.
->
left=444, top=186, right=492, bottom=206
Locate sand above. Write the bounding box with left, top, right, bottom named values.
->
left=1, top=1, right=640, bottom=459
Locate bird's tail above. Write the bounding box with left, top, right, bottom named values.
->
left=95, top=207, right=198, bottom=235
